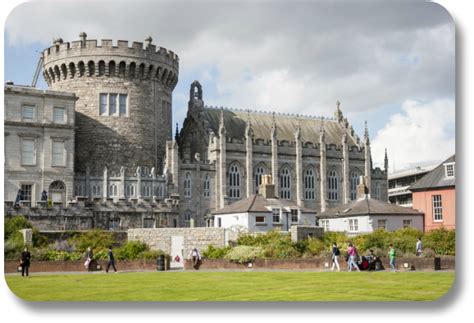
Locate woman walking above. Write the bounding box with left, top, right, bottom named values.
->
left=347, top=243, right=360, bottom=272
left=331, top=242, right=341, bottom=272
left=20, top=247, right=31, bottom=277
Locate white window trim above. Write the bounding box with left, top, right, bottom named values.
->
left=21, top=105, right=36, bottom=122
left=21, top=138, right=36, bottom=166
left=432, top=195, right=443, bottom=222
left=348, top=219, right=359, bottom=232
left=99, top=93, right=128, bottom=117
left=51, top=140, right=66, bottom=167
left=272, top=208, right=281, bottom=224
left=255, top=215, right=267, bottom=225
left=290, top=209, right=299, bottom=223
left=52, top=107, right=66, bottom=124
left=444, top=162, right=455, bottom=178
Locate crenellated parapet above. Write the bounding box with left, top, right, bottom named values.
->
left=42, top=33, right=179, bottom=90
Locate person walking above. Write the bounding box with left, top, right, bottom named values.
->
left=347, top=243, right=360, bottom=272
left=190, top=248, right=201, bottom=270
left=105, top=247, right=117, bottom=273
left=331, top=242, right=341, bottom=272
left=388, top=243, right=397, bottom=272
left=20, top=247, right=31, bottom=277
left=416, top=238, right=423, bottom=257
left=84, top=247, right=93, bottom=271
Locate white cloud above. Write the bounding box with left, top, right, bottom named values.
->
left=371, top=99, right=455, bottom=171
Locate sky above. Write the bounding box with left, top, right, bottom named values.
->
left=3, top=0, right=455, bottom=172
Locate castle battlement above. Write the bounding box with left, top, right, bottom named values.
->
left=42, top=33, right=179, bottom=90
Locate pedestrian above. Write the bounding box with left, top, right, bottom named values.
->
left=388, top=243, right=397, bottom=272
left=347, top=242, right=360, bottom=272
left=41, top=190, right=48, bottom=202
left=416, top=238, right=423, bottom=257
left=14, top=189, right=22, bottom=207
left=331, top=242, right=341, bottom=272
left=20, top=247, right=31, bottom=277
left=190, top=247, right=201, bottom=270
left=105, top=247, right=117, bottom=273
left=84, top=247, right=93, bottom=271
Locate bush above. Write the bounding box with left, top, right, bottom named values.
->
left=423, top=228, right=455, bottom=256
left=115, top=241, right=149, bottom=260
left=391, top=227, right=423, bottom=255
left=69, top=229, right=115, bottom=253
left=224, top=246, right=263, bottom=263
left=202, top=245, right=231, bottom=259
left=141, top=249, right=169, bottom=261
left=303, top=238, right=325, bottom=257
left=422, top=248, right=436, bottom=258
left=4, top=216, right=32, bottom=241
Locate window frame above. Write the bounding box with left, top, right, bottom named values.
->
left=377, top=219, right=387, bottom=230
left=21, top=138, right=36, bottom=165
left=432, top=194, right=443, bottom=222
left=20, top=184, right=33, bottom=202
left=22, top=105, right=36, bottom=122
left=348, top=219, right=359, bottom=232
left=403, top=219, right=412, bottom=228
left=255, top=215, right=266, bottom=225
left=272, top=208, right=281, bottom=224
left=229, top=163, right=241, bottom=198
left=143, top=218, right=155, bottom=229
left=444, top=163, right=455, bottom=178
left=52, top=107, right=66, bottom=124
left=328, top=169, right=338, bottom=201
left=280, top=166, right=291, bottom=200
left=290, top=208, right=299, bottom=223
left=304, top=168, right=315, bottom=200
left=51, top=140, right=66, bottom=167
left=184, top=173, right=192, bottom=198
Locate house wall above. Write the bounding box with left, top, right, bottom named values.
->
left=324, top=214, right=424, bottom=234
left=412, top=188, right=455, bottom=231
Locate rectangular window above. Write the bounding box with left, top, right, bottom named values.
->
left=291, top=209, right=299, bottom=223
left=377, top=219, right=387, bottom=230
left=100, top=94, right=107, bottom=115
left=119, top=94, right=127, bottom=116
left=21, top=184, right=32, bottom=202
left=256, top=216, right=266, bottom=224
left=22, top=105, right=35, bottom=122
left=21, top=139, right=35, bottom=165
left=403, top=220, right=412, bottom=228
left=217, top=218, right=222, bottom=228
left=109, top=218, right=120, bottom=230
left=52, top=141, right=65, bottom=166
left=272, top=209, right=281, bottom=224
left=432, top=195, right=443, bottom=221
left=109, top=94, right=117, bottom=115
left=143, top=218, right=155, bottom=228
left=53, top=107, right=65, bottom=124
left=320, top=220, right=329, bottom=231
left=349, top=219, right=359, bottom=232
left=445, top=163, right=455, bottom=178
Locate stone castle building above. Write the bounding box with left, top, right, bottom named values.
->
left=4, top=32, right=388, bottom=230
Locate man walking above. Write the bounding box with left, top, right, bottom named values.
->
left=389, top=243, right=397, bottom=272
left=105, top=247, right=117, bottom=273
left=416, top=238, right=423, bottom=257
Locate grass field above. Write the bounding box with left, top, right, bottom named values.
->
left=5, top=271, right=455, bottom=302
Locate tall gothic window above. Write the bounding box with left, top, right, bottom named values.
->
left=229, top=163, right=241, bottom=198
left=126, top=184, right=135, bottom=198
left=374, top=182, right=381, bottom=200
left=280, top=166, right=291, bottom=200
left=304, top=168, right=315, bottom=200
left=203, top=174, right=210, bottom=198
left=184, top=173, right=192, bottom=198
left=350, top=170, right=360, bottom=200
left=328, top=169, right=338, bottom=201
left=254, top=164, right=266, bottom=193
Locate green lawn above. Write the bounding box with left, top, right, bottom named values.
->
left=5, top=271, right=454, bottom=302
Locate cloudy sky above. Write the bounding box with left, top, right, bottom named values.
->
left=3, top=0, right=455, bottom=172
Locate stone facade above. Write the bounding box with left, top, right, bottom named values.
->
left=42, top=33, right=178, bottom=175
left=4, top=84, right=76, bottom=205
left=165, top=81, right=389, bottom=227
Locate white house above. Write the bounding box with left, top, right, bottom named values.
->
left=212, top=175, right=317, bottom=232
left=317, top=178, right=424, bottom=235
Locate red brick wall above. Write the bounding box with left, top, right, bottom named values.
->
left=412, top=188, right=455, bottom=231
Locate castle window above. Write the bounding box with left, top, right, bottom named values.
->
left=304, top=168, right=315, bottom=200
left=109, top=94, right=117, bottom=115
left=280, top=166, right=291, bottom=200
left=126, top=184, right=135, bottom=197
left=328, top=169, right=338, bottom=201
left=119, top=94, right=127, bottom=116
left=100, top=94, right=107, bottom=115
left=229, top=163, right=241, bottom=198
left=143, top=184, right=151, bottom=197
left=51, top=140, right=66, bottom=167
left=92, top=184, right=101, bottom=197
left=99, top=93, right=128, bottom=116
left=74, top=183, right=84, bottom=197
left=203, top=174, right=210, bottom=198
left=109, top=218, right=120, bottom=230
left=22, top=105, right=35, bottom=122
left=374, top=182, right=381, bottom=200
left=143, top=218, right=155, bottom=228
left=21, top=138, right=36, bottom=165
left=53, top=107, right=66, bottom=124
left=350, top=171, right=360, bottom=200
left=109, top=184, right=118, bottom=197
left=184, top=173, right=192, bottom=198
left=254, top=165, right=266, bottom=193
left=184, top=210, right=192, bottom=222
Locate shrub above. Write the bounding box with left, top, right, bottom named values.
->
left=304, top=238, right=325, bottom=256
left=69, top=229, right=115, bottom=253
left=358, top=228, right=391, bottom=252
left=141, top=249, right=169, bottom=261
left=224, top=246, right=263, bottom=263
left=4, top=216, right=33, bottom=241
left=115, top=241, right=149, bottom=260
left=422, top=248, right=436, bottom=258
left=391, top=227, right=423, bottom=255
left=423, top=228, right=455, bottom=256
left=202, top=245, right=231, bottom=259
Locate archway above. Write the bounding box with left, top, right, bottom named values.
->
left=49, top=180, right=66, bottom=205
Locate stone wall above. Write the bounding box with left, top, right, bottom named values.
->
left=290, top=225, right=324, bottom=242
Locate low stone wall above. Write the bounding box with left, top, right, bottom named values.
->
left=290, top=226, right=324, bottom=242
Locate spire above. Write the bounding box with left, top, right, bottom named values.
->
left=175, top=123, right=179, bottom=140
left=364, top=120, right=370, bottom=145
left=319, top=119, right=326, bottom=143
left=245, top=109, right=253, bottom=137
left=335, top=100, right=343, bottom=123
left=271, top=112, right=277, bottom=138
left=384, top=148, right=389, bottom=172
left=294, top=116, right=302, bottom=141
left=219, top=108, right=226, bottom=135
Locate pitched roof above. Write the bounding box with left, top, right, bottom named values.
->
left=212, top=194, right=316, bottom=215
left=201, top=107, right=358, bottom=146
left=409, top=155, right=456, bottom=191
left=317, top=197, right=423, bottom=219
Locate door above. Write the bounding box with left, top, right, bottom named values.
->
left=170, top=236, right=184, bottom=269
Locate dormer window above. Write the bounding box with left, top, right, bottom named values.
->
left=444, top=163, right=455, bottom=178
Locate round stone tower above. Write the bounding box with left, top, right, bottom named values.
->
left=42, top=33, right=179, bottom=175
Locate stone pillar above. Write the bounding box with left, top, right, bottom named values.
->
left=271, top=117, right=279, bottom=196
left=218, top=110, right=227, bottom=208
left=151, top=167, right=156, bottom=200
left=295, top=126, right=303, bottom=207
left=137, top=167, right=142, bottom=200
left=102, top=166, right=108, bottom=201
left=120, top=167, right=126, bottom=199
left=245, top=118, right=253, bottom=198
left=319, top=125, right=327, bottom=212
left=85, top=166, right=91, bottom=198
left=19, top=229, right=33, bottom=246
left=342, top=132, right=350, bottom=203
left=364, top=121, right=372, bottom=194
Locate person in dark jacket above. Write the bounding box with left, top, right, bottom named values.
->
left=84, top=247, right=93, bottom=270
left=331, top=242, right=341, bottom=271
left=105, top=247, right=117, bottom=273
left=20, top=247, right=31, bottom=277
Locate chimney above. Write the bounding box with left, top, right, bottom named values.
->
left=259, top=175, right=276, bottom=199
left=357, top=175, right=370, bottom=200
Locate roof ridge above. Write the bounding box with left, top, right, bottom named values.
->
left=247, top=194, right=259, bottom=212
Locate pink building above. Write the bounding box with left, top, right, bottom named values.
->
left=410, top=155, right=455, bottom=231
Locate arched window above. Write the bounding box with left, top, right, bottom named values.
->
left=280, top=166, right=291, bottom=200
left=126, top=183, right=135, bottom=198
left=78, top=61, right=85, bottom=77
left=87, top=61, right=95, bottom=76
left=109, top=61, right=116, bottom=77
left=143, top=184, right=151, bottom=197
left=98, top=61, right=106, bottom=76
left=304, top=168, right=315, bottom=200
left=328, top=169, right=338, bottom=201
left=203, top=174, right=210, bottom=198
left=375, top=182, right=381, bottom=200
left=118, top=61, right=126, bottom=77
left=350, top=170, right=360, bottom=200
left=184, top=173, right=192, bottom=198
left=156, top=185, right=163, bottom=198
left=138, top=63, right=145, bottom=79
left=68, top=62, right=76, bottom=78
left=184, top=210, right=192, bottom=222
left=129, top=62, right=136, bottom=78
left=229, top=163, right=241, bottom=198
left=254, top=164, right=267, bottom=193
left=91, top=184, right=101, bottom=197
left=61, top=64, right=67, bottom=80
left=109, top=183, right=118, bottom=197
left=74, top=183, right=84, bottom=196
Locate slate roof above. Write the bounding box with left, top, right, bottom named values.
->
left=317, top=197, right=424, bottom=219
left=212, top=194, right=316, bottom=215
left=409, top=155, right=456, bottom=191
left=202, top=107, right=358, bottom=146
